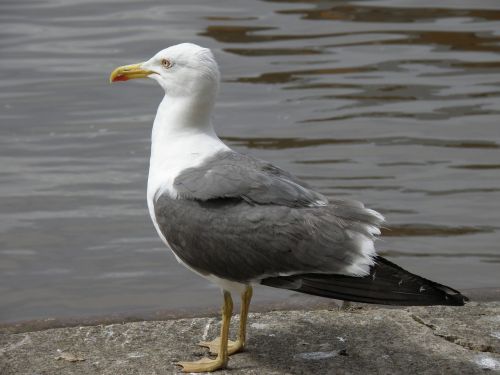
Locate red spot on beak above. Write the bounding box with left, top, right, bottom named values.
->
left=112, top=74, right=129, bottom=82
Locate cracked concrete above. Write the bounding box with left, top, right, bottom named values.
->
left=1, top=302, right=499, bottom=374
left=409, top=303, right=500, bottom=355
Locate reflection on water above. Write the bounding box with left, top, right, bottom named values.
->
left=0, top=0, right=499, bottom=322
left=452, top=163, right=500, bottom=169
left=276, top=3, right=500, bottom=23
left=223, top=136, right=499, bottom=149
left=381, top=224, right=495, bottom=237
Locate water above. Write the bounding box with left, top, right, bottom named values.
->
left=1, top=0, right=499, bottom=323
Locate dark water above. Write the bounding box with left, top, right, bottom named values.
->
left=1, top=0, right=499, bottom=322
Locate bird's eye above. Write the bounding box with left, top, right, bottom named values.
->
left=161, top=58, right=172, bottom=69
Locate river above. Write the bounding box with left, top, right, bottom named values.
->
left=1, top=0, right=499, bottom=322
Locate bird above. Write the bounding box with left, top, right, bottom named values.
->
left=109, top=43, right=467, bottom=373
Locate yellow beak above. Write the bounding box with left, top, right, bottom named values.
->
left=109, top=62, right=155, bottom=83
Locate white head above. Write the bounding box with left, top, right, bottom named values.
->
left=110, top=43, right=222, bottom=130
left=110, top=43, right=220, bottom=99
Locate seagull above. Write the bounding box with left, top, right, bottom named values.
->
left=109, top=43, right=467, bottom=373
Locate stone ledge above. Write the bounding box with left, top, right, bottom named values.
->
left=1, top=302, right=499, bottom=374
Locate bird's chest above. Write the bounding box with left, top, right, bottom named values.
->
left=146, top=157, right=192, bottom=246
left=146, top=130, right=228, bottom=203
left=145, top=143, right=223, bottom=264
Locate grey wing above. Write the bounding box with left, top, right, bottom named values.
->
left=156, top=150, right=384, bottom=282
left=154, top=196, right=384, bottom=282
left=173, top=151, right=328, bottom=207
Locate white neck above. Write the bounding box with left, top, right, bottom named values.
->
left=147, top=93, right=229, bottom=204
left=153, top=92, right=214, bottom=133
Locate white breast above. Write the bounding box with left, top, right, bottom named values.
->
left=143, top=90, right=246, bottom=291
left=146, top=118, right=229, bottom=260
left=145, top=130, right=246, bottom=292
left=148, top=132, right=228, bottom=200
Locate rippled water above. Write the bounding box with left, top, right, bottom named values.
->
left=1, top=0, right=499, bottom=322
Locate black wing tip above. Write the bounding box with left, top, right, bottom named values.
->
left=445, top=293, right=468, bottom=306
left=374, top=256, right=469, bottom=306
left=431, top=285, right=468, bottom=306
left=261, top=255, right=469, bottom=307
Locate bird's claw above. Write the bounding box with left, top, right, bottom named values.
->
left=176, top=357, right=227, bottom=373
left=198, top=337, right=244, bottom=355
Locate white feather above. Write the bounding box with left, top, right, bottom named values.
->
left=205, top=275, right=248, bottom=295
left=344, top=230, right=377, bottom=276
left=366, top=208, right=385, bottom=222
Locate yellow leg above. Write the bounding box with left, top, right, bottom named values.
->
left=176, top=291, right=233, bottom=373
left=199, top=286, right=253, bottom=355
left=237, top=285, right=253, bottom=351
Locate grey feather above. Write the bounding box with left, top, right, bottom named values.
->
left=173, top=151, right=328, bottom=207
left=154, top=150, right=384, bottom=282
left=154, top=195, right=383, bottom=283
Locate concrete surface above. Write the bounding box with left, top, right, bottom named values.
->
left=1, top=302, right=499, bottom=374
